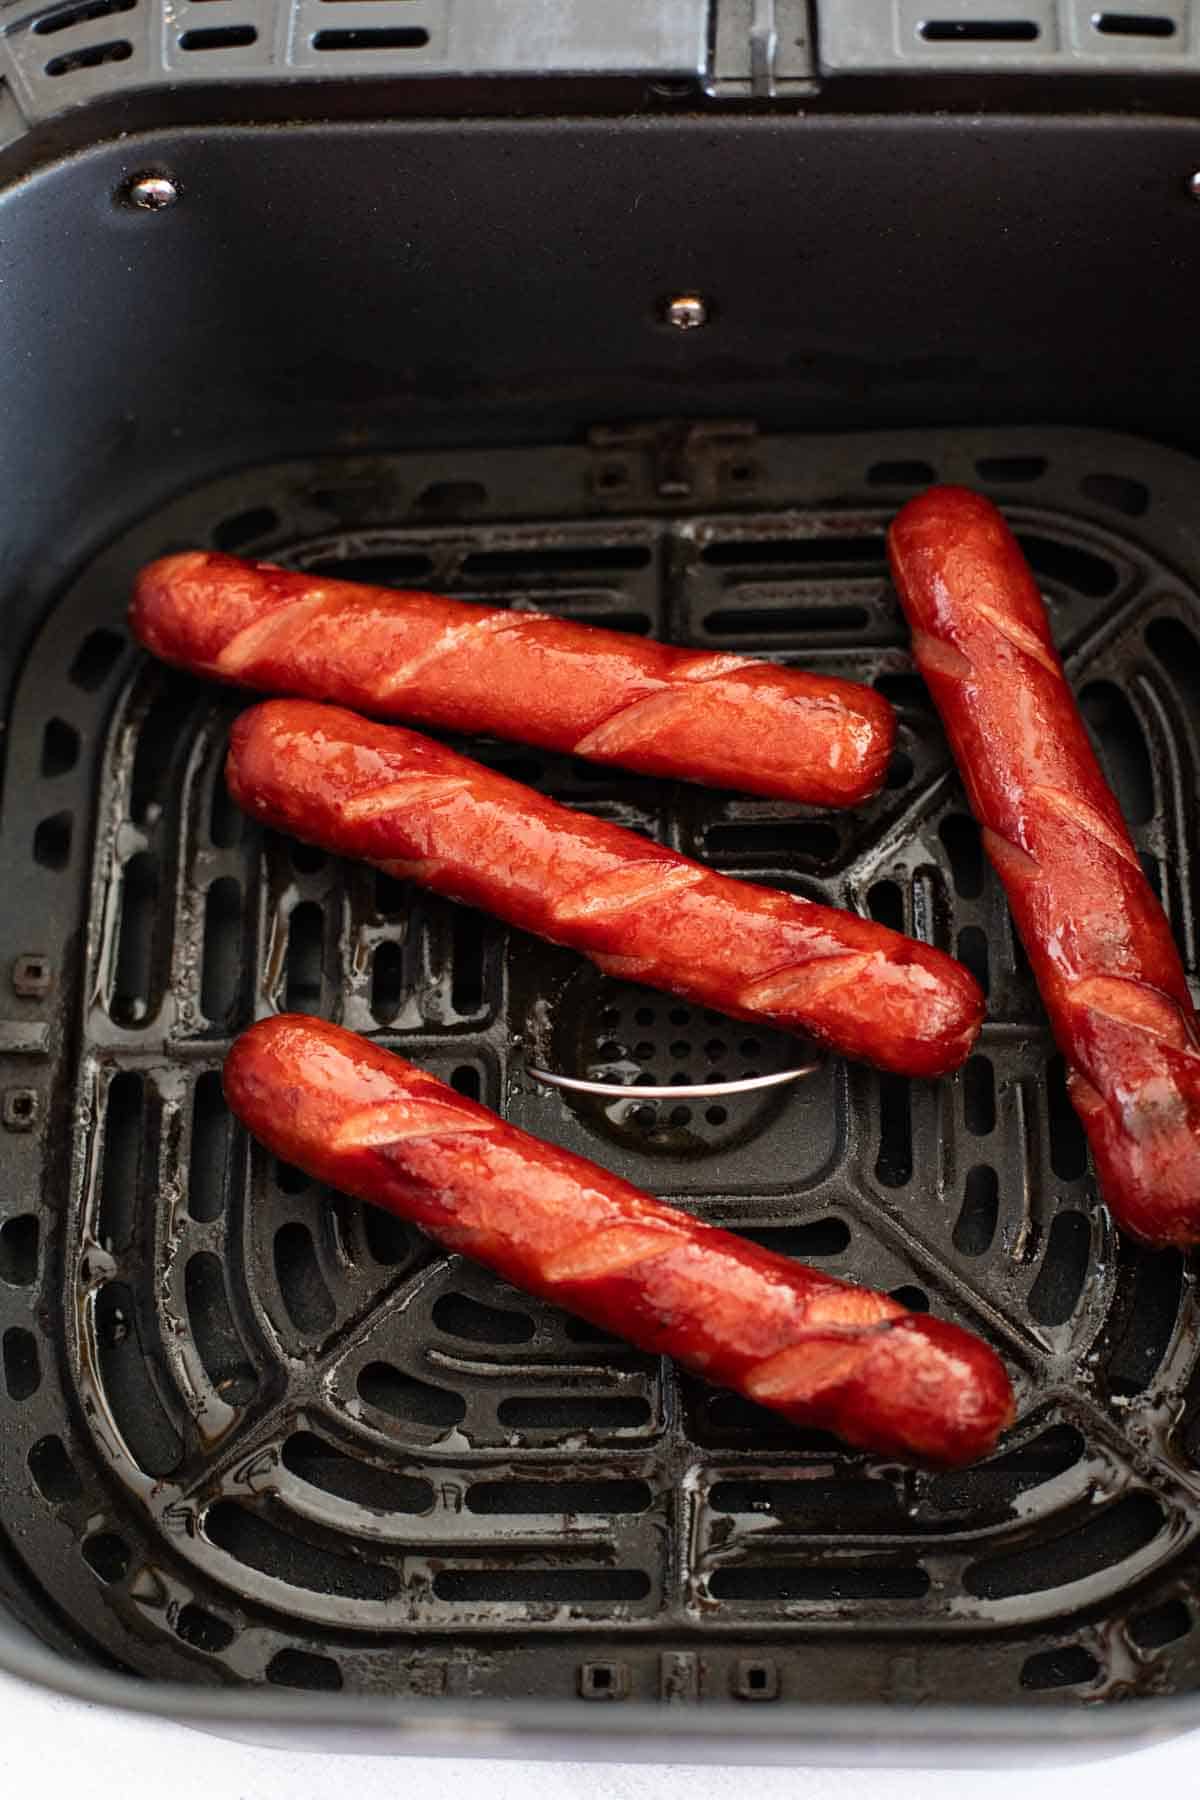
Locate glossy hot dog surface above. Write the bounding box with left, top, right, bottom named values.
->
left=227, top=700, right=984, bottom=1078
left=889, top=487, right=1200, bottom=1245
left=132, top=550, right=895, bottom=806
left=224, top=1016, right=1013, bottom=1464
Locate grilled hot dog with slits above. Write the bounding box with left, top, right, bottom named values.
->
left=888, top=486, right=1200, bottom=1246
left=226, top=699, right=985, bottom=1078
left=224, top=1016, right=1014, bottom=1464
left=132, top=550, right=895, bottom=806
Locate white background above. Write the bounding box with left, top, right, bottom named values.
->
left=4, top=1665, right=1200, bottom=1799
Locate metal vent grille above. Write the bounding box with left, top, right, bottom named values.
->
left=819, top=0, right=1200, bottom=73
left=4, top=427, right=1200, bottom=1701
left=0, top=0, right=708, bottom=128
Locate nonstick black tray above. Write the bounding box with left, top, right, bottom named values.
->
left=3, top=426, right=1200, bottom=1708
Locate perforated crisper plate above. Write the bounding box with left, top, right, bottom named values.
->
left=3, top=426, right=1200, bottom=1704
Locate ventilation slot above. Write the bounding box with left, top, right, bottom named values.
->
left=209, top=758, right=242, bottom=847
left=875, top=1075, right=912, bottom=1188
left=179, top=24, right=257, bottom=46
left=976, top=456, right=1048, bottom=483
left=432, top=1291, right=535, bottom=1345
left=375, top=868, right=408, bottom=915
left=709, top=1480, right=903, bottom=1526
left=285, top=902, right=325, bottom=1013
left=1019, top=1645, right=1099, bottom=1691
left=1147, top=618, right=1200, bottom=723
left=0, top=1215, right=39, bottom=1286
left=273, top=1223, right=336, bottom=1336
left=1093, top=12, right=1176, bottom=35
left=357, top=1362, right=466, bottom=1430
left=371, top=938, right=406, bottom=1023
left=866, top=460, right=935, bottom=487
left=450, top=905, right=485, bottom=1015
left=966, top=1493, right=1164, bottom=1599
left=963, top=1057, right=995, bottom=1136
left=204, top=1502, right=399, bottom=1600
left=99, top=1071, right=144, bottom=1252
left=433, top=1568, right=650, bottom=1603
left=112, top=852, right=159, bottom=1025
left=41, top=717, right=80, bottom=776
left=362, top=1207, right=415, bottom=1266
left=306, top=551, right=434, bottom=586
left=1103, top=1247, right=1183, bottom=1397
left=709, top=1564, right=929, bottom=1601
left=45, top=38, right=131, bottom=73
left=415, top=479, right=488, bottom=517
left=201, top=877, right=242, bottom=1023
left=703, top=605, right=869, bottom=637
left=69, top=628, right=124, bottom=691
left=33, top=811, right=72, bottom=869
left=867, top=880, right=905, bottom=933
left=1081, top=471, right=1150, bottom=516
left=874, top=672, right=933, bottom=712
left=497, top=1395, right=651, bottom=1431
left=701, top=535, right=885, bottom=568
left=312, top=24, right=429, bottom=47
left=34, top=0, right=134, bottom=33
left=28, top=1435, right=83, bottom=1505
left=81, top=1532, right=130, bottom=1583
left=954, top=1165, right=999, bottom=1257
left=462, top=544, right=650, bottom=576
left=956, top=925, right=990, bottom=996
left=1027, top=1210, right=1091, bottom=1326
left=740, top=1217, right=851, bottom=1259
left=3, top=1328, right=41, bottom=1401
left=1047, top=1053, right=1089, bottom=1180
left=919, top=18, right=1038, bottom=39
left=185, top=1252, right=256, bottom=1404
left=930, top=1424, right=1085, bottom=1517
left=131, top=677, right=198, bottom=823
left=267, top=1648, right=343, bottom=1691
left=1129, top=1598, right=1191, bottom=1650
left=1080, top=682, right=1154, bottom=825
left=940, top=813, right=984, bottom=898
left=212, top=507, right=279, bottom=552
left=704, top=820, right=839, bottom=862
left=290, top=839, right=326, bottom=874
left=175, top=1605, right=235, bottom=1653
left=281, top=1431, right=433, bottom=1513
left=467, top=1479, right=652, bottom=1515
left=189, top=1072, right=229, bottom=1224
left=94, top=1282, right=183, bottom=1476
left=1017, top=534, right=1118, bottom=598
left=450, top=1065, right=481, bottom=1101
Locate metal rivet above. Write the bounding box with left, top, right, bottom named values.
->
left=126, top=174, right=180, bottom=212
left=2, top=1088, right=39, bottom=1132
left=1190, top=172, right=1200, bottom=201
left=12, top=954, right=51, bottom=998
left=665, top=294, right=708, bottom=331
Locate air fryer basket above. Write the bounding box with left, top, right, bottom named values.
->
left=5, top=92, right=1200, bottom=1746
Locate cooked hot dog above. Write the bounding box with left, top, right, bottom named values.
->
left=224, top=1015, right=1014, bottom=1464
left=132, top=550, right=895, bottom=806
left=889, top=487, right=1200, bottom=1246
left=226, top=699, right=984, bottom=1079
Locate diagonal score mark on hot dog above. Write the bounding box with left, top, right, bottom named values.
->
left=913, top=585, right=1191, bottom=1046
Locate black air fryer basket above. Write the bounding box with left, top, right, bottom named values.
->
left=5, top=0, right=1200, bottom=1759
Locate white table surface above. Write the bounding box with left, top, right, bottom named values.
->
left=3, top=1663, right=1200, bottom=1800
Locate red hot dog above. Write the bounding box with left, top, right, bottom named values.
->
left=131, top=550, right=895, bottom=807
left=224, top=1016, right=1014, bottom=1464
left=226, top=699, right=984, bottom=1079
left=889, top=487, right=1200, bottom=1246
